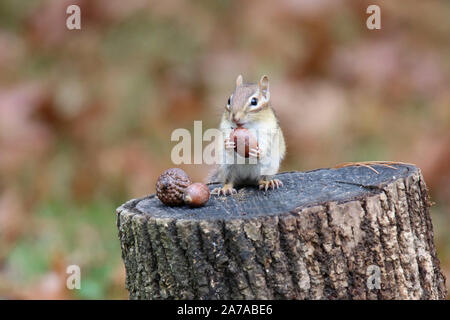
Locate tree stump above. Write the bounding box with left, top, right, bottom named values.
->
left=116, top=164, right=447, bottom=300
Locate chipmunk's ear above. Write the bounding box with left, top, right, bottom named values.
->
left=259, top=75, right=270, bottom=99
left=236, top=74, right=243, bottom=86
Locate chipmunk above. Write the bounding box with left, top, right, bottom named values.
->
left=210, top=75, right=286, bottom=196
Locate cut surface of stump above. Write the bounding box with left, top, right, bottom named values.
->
left=116, top=164, right=447, bottom=300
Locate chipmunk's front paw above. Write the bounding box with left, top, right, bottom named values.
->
left=249, top=147, right=260, bottom=159
left=212, top=184, right=237, bottom=196
left=258, top=179, right=283, bottom=191
left=224, top=138, right=236, bottom=151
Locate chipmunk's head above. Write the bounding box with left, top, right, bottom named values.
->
left=225, top=75, right=271, bottom=127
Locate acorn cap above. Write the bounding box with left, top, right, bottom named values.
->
left=156, top=168, right=192, bottom=206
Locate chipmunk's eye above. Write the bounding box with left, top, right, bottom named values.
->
left=251, top=97, right=258, bottom=106
left=226, top=97, right=231, bottom=111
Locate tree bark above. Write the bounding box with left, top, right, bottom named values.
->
left=116, top=164, right=447, bottom=300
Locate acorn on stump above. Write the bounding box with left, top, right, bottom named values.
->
left=184, top=183, right=210, bottom=207
left=155, top=168, right=192, bottom=206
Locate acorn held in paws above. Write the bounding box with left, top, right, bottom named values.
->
left=184, top=183, right=210, bottom=207
left=230, top=127, right=258, bottom=158
left=156, top=168, right=192, bottom=206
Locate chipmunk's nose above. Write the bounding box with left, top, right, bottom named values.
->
left=231, top=112, right=244, bottom=125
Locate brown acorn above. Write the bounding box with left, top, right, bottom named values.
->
left=156, top=168, right=192, bottom=206
left=230, top=127, right=258, bottom=158
left=184, top=183, right=210, bottom=207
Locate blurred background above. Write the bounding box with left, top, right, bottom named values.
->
left=0, top=0, right=448, bottom=299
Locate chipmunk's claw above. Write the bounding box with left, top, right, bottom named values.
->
left=249, top=147, right=260, bottom=159
left=334, top=161, right=411, bottom=174
left=259, top=179, right=283, bottom=191
left=224, top=138, right=236, bottom=150
left=212, top=184, right=237, bottom=196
